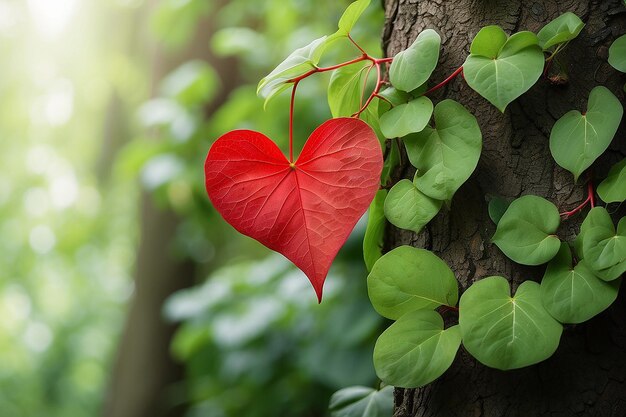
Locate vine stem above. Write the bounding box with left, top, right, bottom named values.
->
left=289, top=80, right=299, bottom=163
left=423, top=66, right=464, bottom=96
left=559, top=175, right=595, bottom=218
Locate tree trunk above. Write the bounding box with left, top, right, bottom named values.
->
left=382, top=1, right=626, bottom=416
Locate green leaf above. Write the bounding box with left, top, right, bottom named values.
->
left=360, top=97, right=391, bottom=145
left=329, top=385, right=393, bottom=417
left=540, top=243, right=620, bottom=324
left=389, top=29, right=441, bottom=92
left=337, top=0, right=371, bottom=35
left=463, top=30, right=543, bottom=112
left=404, top=99, right=482, bottom=201
left=469, top=26, right=507, bottom=58
left=328, top=63, right=369, bottom=117
left=597, top=158, right=626, bottom=203
left=492, top=195, right=561, bottom=265
left=488, top=197, right=510, bottom=226
left=549, top=86, right=623, bottom=181
left=609, top=34, right=626, bottom=72
left=257, top=36, right=331, bottom=106
left=379, top=97, right=433, bottom=138
left=363, top=190, right=387, bottom=272
left=537, top=12, right=584, bottom=50
left=373, top=310, right=461, bottom=388
left=380, top=137, right=399, bottom=184
left=367, top=246, right=458, bottom=320
left=459, top=276, right=563, bottom=370
left=384, top=179, right=442, bottom=234
left=583, top=217, right=626, bottom=276
left=574, top=206, right=614, bottom=259
left=378, top=87, right=410, bottom=106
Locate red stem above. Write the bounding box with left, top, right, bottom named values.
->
left=560, top=176, right=595, bottom=218
left=423, top=66, right=464, bottom=96
left=359, top=63, right=375, bottom=108
left=348, top=33, right=367, bottom=55
left=289, top=80, right=299, bottom=163
left=353, top=62, right=382, bottom=117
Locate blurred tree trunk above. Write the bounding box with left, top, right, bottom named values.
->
left=382, top=1, right=626, bottom=416
left=102, top=2, right=239, bottom=417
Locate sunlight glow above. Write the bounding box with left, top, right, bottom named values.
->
left=27, top=0, right=77, bottom=38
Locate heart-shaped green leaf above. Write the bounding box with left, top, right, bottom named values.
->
left=380, top=97, right=433, bottom=138
left=328, top=63, right=369, bottom=117
left=459, top=276, right=563, bottom=370
left=537, top=12, right=584, bottom=50
left=541, top=243, right=620, bottom=324
left=609, top=34, right=626, bottom=73
left=492, top=195, right=561, bottom=265
left=329, top=385, right=393, bottom=417
left=258, top=36, right=333, bottom=106
left=373, top=310, right=461, bottom=388
left=363, top=190, right=387, bottom=272
left=583, top=217, right=626, bottom=276
left=404, top=99, right=482, bottom=201
left=549, top=86, right=623, bottom=181
left=336, top=0, right=371, bottom=35
left=384, top=179, right=442, bottom=234
left=598, top=158, right=626, bottom=203
left=463, top=29, right=543, bottom=112
left=389, top=29, right=441, bottom=92
left=367, top=246, right=458, bottom=320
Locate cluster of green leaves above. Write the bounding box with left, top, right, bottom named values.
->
left=362, top=14, right=585, bottom=268
left=356, top=10, right=626, bottom=389
left=257, top=0, right=372, bottom=106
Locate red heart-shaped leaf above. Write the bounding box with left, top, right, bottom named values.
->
left=205, top=118, right=382, bottom=301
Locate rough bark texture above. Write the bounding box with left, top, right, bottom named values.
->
left=382, top=1, right=626, bottom=416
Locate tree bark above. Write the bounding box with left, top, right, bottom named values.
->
left=382, top=1, right=626, bottom=416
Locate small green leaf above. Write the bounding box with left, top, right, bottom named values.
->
left=378, top=87, right=410, bottom=106
left=541, top=243, right=620, bottom=324
left=597, top=159, right=626, bottom=203
left=583, top=217, right=626, bottom=274
left=488, top=197, right=510, bottom=226
left=469, top=26, right=507, bottom=58
left=257, top=36, right=331, bottom=105
left=363, top=190, right=387, bottom=272
left=328, top=63, right=369, bottom=117
left=389, top=29, right=441, bottom=92
left=574, top=206, right=614, bottom=259
left=404, top=100, right=482, bottom=201
left=459, top=277, right=563, bottom=370
left=337, top=0, right=371, bottom=35
left=367, top=246, right=458, bottom=320
left=549, top=86, right=623, bottom=181
left=329, top=385, right=393, bottom=417
left=384, top=179, right=442, bottom=234
left=463, top=29, right=543, bottom=112
left=373, top=310, right=461, bottom=388
left=609, top=34, right=626, bottom=72
left=537, top=12, right=584, bottom=50
left=380, top=137, right=399, bottom=184
left=492, top=195, right=561, bottom=265
left=379, top=97, right=433, bottom=138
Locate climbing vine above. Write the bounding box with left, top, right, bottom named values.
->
left=203, top=0, right=626, bottom=411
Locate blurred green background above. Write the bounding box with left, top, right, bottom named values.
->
left=0, top=0, right=386, bottom=416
